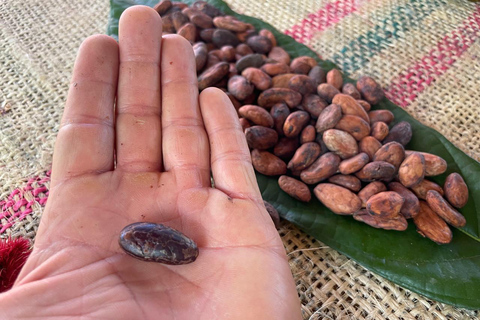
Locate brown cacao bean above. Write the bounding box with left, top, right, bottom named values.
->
left=339, top=152, right=370, bottom=175
left=162, top=14, right=176, bottom=33
left=154, top=0, right=172, bottom=15
left=314, top=183, right=362, bottom=215
left=358, top=181, right=387, bottom=207
left=193, top=42, right=208, bottom=71
left=213, top=16, right=249, bottom=32
left=268, top=46, right=290, bottom=65
left=238, top=104, right=274, bottom=127
left=426, top=190, right=466, bottom=227
left=189, top=12, right=213, bottom=29
left=198, top=62, right=229, bottom=91
left=199, top=28, right=215, bottom=42
left=263, top=200, right=281, bottom=229
left=334, top=115, right=371, bottom=141
left=308, top=66, right=326, bottom=86
left=274, top=137, right=299, bottom=160
left=259, top=29, right=277, bottom=47
left=411, top=179, right=444, bottom=200
left=278, top=175, right=311, bottom=202
left=370, top=121, right=389, bottom=141
left=355, top=161, right=396, bottom=182
left=287, top=142, right=322, bottom=171
left=235, top=53, right=264, bottom=73
left=260, top=62, right=290, bottom=76
left=258, top=88, right=303, bottom=108
left=322, top=129, right=358, bottom=159
left=242, top=67, right=272, bottom=91
left=332, top=94, right=369, bottom=122
left=315, top=104, right=342, bottom=133
left=236, top=43, right=254, bottom=56
left=251, top=149, right=287, bottom=176
left=300, top=125, right=316, bottom=144
left=227, top=75, right=254, bottom=100
left=191, top=1, right=223, bottom=18
left=368, top=110, right=394, bottom=125
left=287, top=75, right=316, bottom=96
left=272, top=73, right=297, bottom=88
left=212, top=28, right=239, bottom=47
left=398, top=152, right=425, bottom=188
left=383, top=121, right=412, bottom=146
left=177, top=22, right=196, bottom=43
left=226, top=92, right=242, bottom=111
left=328, top=174, right=361, bottom=192
left=317, top=83, right=340, bottom=103
left=357, top=100, right=371, bottom=112
left=387, top=182, right=420, bottom=218
left=444, top=172, right=469, bottom=208
left=405, top=151, right=447, bottom=177
left=326, top=69, right=343, bottom=90
left=366, top=191, right=404, bottom=218
left=373, top=141, right=405, bottom=171
left=356, top=76, right=385, bottom=105
left=414, top=201, right=452, bottom=244
left=172, top=11, right=189, bottom=31
left=238, top=117, right=250, bottom=131
left=247, top=35, right=273, bottom=54
left=270, top=103, right=290, bottom=135
left=245, top=126, right=278, bottom=150
left=220, top=45, right=236, bottom=62
left=353, top=209, right=408, bottom=231
left=283, top=111, right=311, bottom=138
left=358, top=136, right=382, bottom=161
left=300, top=152, right=341, bottom=184
left=302, top=94, right=328, bottom=119
left=342, top=83, right=361, bottom=99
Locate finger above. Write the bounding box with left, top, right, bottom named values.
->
left=115, top=6, right=163, bottom=172
left=199, top=88, right=262, bottom=199
left=161, top=35, right=210, bottom=189
left=51, top=34, right=118, bottom=185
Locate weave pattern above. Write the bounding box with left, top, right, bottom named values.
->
left=0, top=0, right=479, bottom=318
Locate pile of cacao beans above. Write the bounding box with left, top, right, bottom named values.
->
left=154, top=1, right=469, bottom=244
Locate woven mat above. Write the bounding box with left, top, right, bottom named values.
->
left=0, top=0, right=479, bottom=319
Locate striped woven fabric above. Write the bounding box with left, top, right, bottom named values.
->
left=0, top=0, right=479, bottom=318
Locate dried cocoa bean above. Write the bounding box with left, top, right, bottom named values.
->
left=260, top=62, right=290, bottom=76
left=300, top=152, right=341, bottom=184
left=315, top=104, right=342, bottom=133
left=322, top=129, right=358, bottom=159
left=314, top=183, right=362, bottom=215
left=405, top=151, right=447, bottom=177
left=373, top=141, right=405, bottom=171
left=272, top=73, right=297, bottom=88
left=308, top=66, right=326, bottom=86
left=398, top=152, right=425, bottom=188
left=199, top=28, right=215, bottom=42
left=414, top=201, right=452, bottom=244
left=189, top=12, right=213, bottom=29
left=193, top=42, right=208, bottom=71
left=355, top=161, right=396, bottom=182
left=368, top=110, right=394, bottom=124
left=353, top=209, right=408, bottom=231
left=263, top=200, right=281, bottom=229
left=342, top=83, right=361, bottom=99
left=358, top=136, right=382, bottom=160
left=238, top=104, right=273, bottom=127
left=198, top=62, right=229, bottom=91
left=172, top=11, right=189, bottom=31
left=328, top=174, right=361, bottom=192
left=287, top=75, right=316, bottom=95
left=191, top=1, right=223, bottom=18
left=300, top=125, right=316, bottom=144
left=358, top=181, right=387, bottom=207
left=212, top=28, right=239, bottom=47
left=241, top=67, right=272, bottom=91
left=283, top=111, right=310, bottom=138
left=251, top=149, right=287, bottom=176
left=154, top=0, right=172, bottom=15
left=366, top=191, right=404, bottom=218
left=268, top=46, right=290, bottom=65
left=258, top=88, right=302, bottom=108
left=338, top=152, right=370, bottom=175
left=290, top=56, right=317, bottom=74
left=383, top=121, right=412, bottom=146
left=227, top=75, right=253, bottom=100
left=162, top=14, right=176, bottom=33
left=247, top=35, right=273, bottom=54
left=444, top=172, right=469, bottom=208
left=235, top=53, right=264, bottom=73
left=332, top=94, right=369, bottom=122
left=411, top=179, right=444, bottom=200
left=426, top=190, right=466, bottom=227
left=387, top=182, right=420, bottom=218
left=326, top=69, right=343, bottom=90
left=287, top=142, right=321, bottom=171
left=356, top=76, right=385, bottom=105
left=302, top=94, right=328, bottom=119
left=177, top=22, right=196, bottom=43
left=278, top=175, right=311, bottom=202
left=213, top=16, right=249, bottom=32
left=245, top=125, right=278, bottom=150
left=258, top=29, right=277, bottom=47
left=357, top=100, right=371, bottom=112
left=334, top=115, right=371, bottom=141
left=370, top=121, right=389, bottom=141
left=270, top=103, right=290, bottom=135
left=220, top=45, right=236, bottom=62
left=236, top=43, right=254, bottom=56
left=317, top=83, right=340, bottom=103
left=274, top=137, right=299, bottom=160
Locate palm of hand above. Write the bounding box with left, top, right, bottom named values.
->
left=0, top=6, right=301, bottom=320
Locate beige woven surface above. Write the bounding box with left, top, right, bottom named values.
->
left=0, top=0, right=479, bottom=319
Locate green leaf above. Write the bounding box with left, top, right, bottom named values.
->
left=108, top=0, right=480, bottom=309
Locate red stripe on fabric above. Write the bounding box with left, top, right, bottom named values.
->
left=385, top=5, right=480, bottom=107
left=284, top=0, right=361, bottom=43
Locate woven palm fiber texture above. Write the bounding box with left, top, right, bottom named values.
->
left=0, top=0, right=479, bottom=319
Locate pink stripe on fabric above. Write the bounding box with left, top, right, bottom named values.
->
left=284, top=0, right=362, bottom=43
left=385, top=5, right=480, bottom=107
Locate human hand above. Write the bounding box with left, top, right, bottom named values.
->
left=0, top=5, right=301, bottom=320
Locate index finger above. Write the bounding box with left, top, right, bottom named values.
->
left=199, top=88, right=262, bottom=200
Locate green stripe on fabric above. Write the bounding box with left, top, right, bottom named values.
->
left=331, top=0, right=447, bottom=74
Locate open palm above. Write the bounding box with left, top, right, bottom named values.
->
left=0, top=6, right=301, bottom=320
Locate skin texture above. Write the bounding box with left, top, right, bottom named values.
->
left=0, top=6, right=301, bottom=320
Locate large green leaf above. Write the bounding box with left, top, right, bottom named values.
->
left=108, top=0, right=480, bottom=309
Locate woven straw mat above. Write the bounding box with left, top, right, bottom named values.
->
left=0, top=0, right=479, bottom=319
